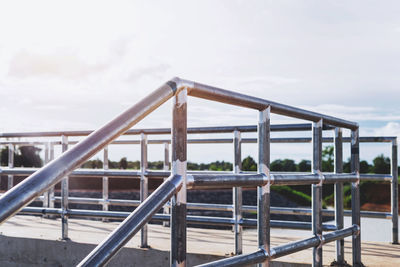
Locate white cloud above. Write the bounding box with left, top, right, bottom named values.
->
left=7, top=50, right=109, bottom=80
left=301, top=104, right=400, bottom=122
left=372, top=122, right=400, bottom=138
left=0, top=1, right=399, bottom=162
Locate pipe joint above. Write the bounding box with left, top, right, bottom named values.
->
left=355, top=171, right=361, bottom=185
left=318, top=171, right=325, bottom=186
left=186, top=174, right=194, bottom=189
left=268, top=173, right=275, bottom=186
left=269, top=248, right=276, bottom=259
left=62, top=209, right=69, bottom=216
left=353, top=224, right=361, bottom=236
left=260, top=247, right=271, bottom=260
left=317, top=234, right=325, bottom=248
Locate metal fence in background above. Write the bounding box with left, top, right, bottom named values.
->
left=0, top=126, right=397, bottom=247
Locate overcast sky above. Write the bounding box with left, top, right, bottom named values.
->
left=0, top=1, right=399, bottom=164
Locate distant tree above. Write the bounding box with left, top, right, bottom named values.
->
left=148, top=161, right=164, bottom=170
left=119, top=157, right=128, bottom=169
left=371, top=154, right=390, bottom=174
left=343, top=159, right=351, bottom=173
left=81, top=159, right=103, bottom=169
left=1, top=146, right=42, bottom=167
left=282, top=159, right=297, bottom=172
left=127, top=160, right=140, bottom=169
left=297, top=160, right=311, bottom=172
left=1, top=147, right=8, bottom=166
left=199, top=163, right=208, bottom=170
left=209, top=160, right=232, bottom=171
left=242, top=156, right=257, bottom=171
left=108, top=160, right=119, bottom=169
left=360, top=160, right=371, bottom=174
left=271, top=159, right=297, bottom=172
left=322, top=146, right=334, bottom=172
left=187, top=162, right=200, bottom=170
left=270, top=159, right=283, bottom=171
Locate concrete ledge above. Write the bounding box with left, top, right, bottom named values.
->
left=1, top=215, right=399, bottom=266
left=0, top=235, right=225, bottom=267
left=0, top=235, right=310, bottom=267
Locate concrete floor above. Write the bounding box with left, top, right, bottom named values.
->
left=0, top=215, right=399, bottom=266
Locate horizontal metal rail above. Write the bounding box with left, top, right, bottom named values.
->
left=187, top=173, right=392, bottom=189
left=17, top=207, right=337, bottom=231
left=24, top=196, right=393, bottom=220
left=196, top=225, right=359, bottom=267
left=185, top=79, right=358, bottom=130
left=0, top=123, right=330, bottom=138
left=1, top=168, right=392, bottom=183
left=1, top=136, right=396, bottom=146
left=0, top=168, right=233, bottom=178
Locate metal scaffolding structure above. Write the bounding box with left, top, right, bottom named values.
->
left=0, top=77, right=398, bottom=267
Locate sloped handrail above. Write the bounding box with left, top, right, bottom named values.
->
left=0, top=80, right=179, bottom=224
left=0, top=77, right=358, bottom=225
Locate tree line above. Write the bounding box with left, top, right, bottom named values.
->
left=0, top=146, right=394, bottom=175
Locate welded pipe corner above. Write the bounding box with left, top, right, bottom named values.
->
left=186, top=174, right=195, bottom=189
left=168, top=77, right=194, bottom=94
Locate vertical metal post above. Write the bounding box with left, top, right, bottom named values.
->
left=351, top=128, right=362, bottom=266
left=334, top=128, right=345, bottom=264
left=43, top=142, right=50, bottom=208
left=102, top=146, right=109, bottom=222
left=233, top=130, right=243, bottom=255
left=163, top=142, right=170, bottom=227
left=391, top=138, right=398, bottom=244
left=7, top=144, right=14, bottom=190
left=61, top=135, right=69, bottom=240
left=49, top=142, right=55, bottom=209
left=164, top=142, right=170, bottom=171
left=312, top=119, right=323, bottom=267
left=140, top=133, right=149, bottom=248
left=257, top=106, right=270, bottom=267
left=171, top=88, right=187, bottom=267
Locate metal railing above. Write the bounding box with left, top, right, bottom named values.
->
left=1, top=127, right=397, bottom=245
left=0, top=77, right=396, bottom=266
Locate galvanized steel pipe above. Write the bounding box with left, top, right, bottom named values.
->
left=0, top=80, right=177, bottom=225
left=77, top=174, right=183, bottom=267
